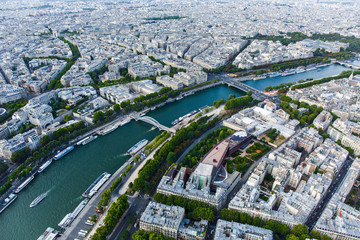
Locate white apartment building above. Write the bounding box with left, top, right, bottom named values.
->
left=214, top=219, right=273, bottom=240
left=140, top=201, right=184, bottom=239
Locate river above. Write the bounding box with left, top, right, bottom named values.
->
left=243, top=63, right=349, bottom=91
left=0, top=62, right=351, bottom=239
left=0, top=85, right=247, bottom=240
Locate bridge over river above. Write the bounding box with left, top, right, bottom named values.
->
left=222, top=78, right=267, bottom=101
left=131, top=115, right=176, bottom=133
left=335, top=61, right=360, bottom=69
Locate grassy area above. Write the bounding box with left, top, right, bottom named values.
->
left=226, top=156, right=252, bottom=175
left=0, top=99, right=28, bottom=125
left=345, top=187, right=360, bottom=210
left=144, top=131, right=171, bottom=155
left=245, top=142, right=271, bottom=160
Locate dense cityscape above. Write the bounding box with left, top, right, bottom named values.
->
left=0, top=0, right=360, bottom=239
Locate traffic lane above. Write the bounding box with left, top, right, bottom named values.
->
left=109, top=197, right=150, bottom=240
left=306, top=157, right=353, bottom=229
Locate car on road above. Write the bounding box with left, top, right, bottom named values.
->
left=85, top=220, right=94, bottom=226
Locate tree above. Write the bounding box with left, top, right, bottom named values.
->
left=132, top=230, right=149, bottom=240
left=292, top=224, right=308, bottom=237
left=286, top=234, right=299, bottom=240
left=0, top=161, right=8, bottom=175
left=300, top=234, right=310, bottom=240
left=280, top=95, right=292, bottom=102
left=166, top=152, right=177, bottom=164
left=247, top=91, right=252, bottom=96
left=253, top=216, right=264, bottom=227
left=91, top=214, right=97, bottom=222
left=11, top=147, right=31, bottom=163
left=134, top=154, right=141, bottom=163
left=190, top=207, right=215, bottom=221
left=40, top=135, right=50, bottom=146
left=149, top=232, right=165, bottom=240
left=64, top=114, right=73, bottom=122
left=105, top=109, right=114, bottom=117
left=113, top=104, right=121, bottom=113
left=93, top=111, right=105, bottom=123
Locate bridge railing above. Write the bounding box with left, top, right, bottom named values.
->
left=132, top=115, right=176, bottom=133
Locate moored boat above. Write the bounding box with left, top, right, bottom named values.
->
left=120, top=119, right=131, bottom=126
left=127, top=139, right=149, bottom=156
left=81, top=135, right=98, bottom=145
left=14, top=175, right=34, bottom=193
left=54, top=146, right=74, bottom=160
left=98, top=125, right=117, bottom=135
left=0, top=193, right=17, bottom=214
left=82, top=172, right=111, bottom=198
left=38, top=159, right=52, bottom=173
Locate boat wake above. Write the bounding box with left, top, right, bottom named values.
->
left=147, top=127, right=156, bottom=132
left=72, top=196, right=83, bottom=203
left=46, top=186, right=55, bottom=194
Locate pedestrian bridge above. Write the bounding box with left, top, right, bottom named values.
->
left=131, top=115, right=176, bottom=133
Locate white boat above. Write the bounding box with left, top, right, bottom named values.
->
left=14, top=175, right=34, bottom=193
left=120, top=119, right=131, bottom=126
left=58, top=213, right=72, bottom=229
left=183, top=91, right=194, bottom=97
left=58, top=199, right=89, bottom=229
left=37, top=227, right=59, bottom=240
left=127, top=139, right=149, bottom=156
left=296, top=69, right=306, bottom=74
left=253, top=75, right=266, bottom=80
left=77, top=136, right=90, bottom=145
left=81, top=135, right=98, bottom=145
left=30, top=193, right=47, bottom=208
left=71, top=199, right=89, bottom=220
left=82, top=172, right=111, bottom=198
left=98, top=125, right=117, bottom=135
left=38, top=159, right=52, bottom=173
left=270, top=73, right=280, bottom=77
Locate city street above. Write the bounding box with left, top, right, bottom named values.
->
left=305, top=156, right=354, bottom=230
left=108, top=196, right=151, bottom=240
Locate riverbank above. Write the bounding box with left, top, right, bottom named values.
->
left=59, top=153, right=135, bottom=239
left=83, top=137, right=169, bottom=240
left=241, top=63, right=349, bottom=91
